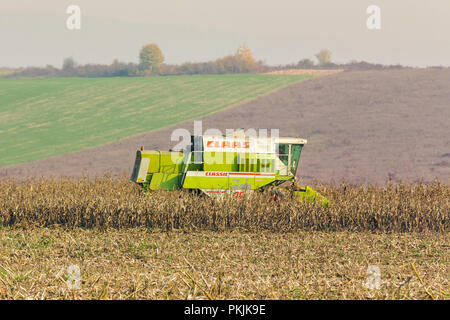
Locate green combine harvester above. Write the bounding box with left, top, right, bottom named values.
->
left=131, top=130, right=328, bottom=206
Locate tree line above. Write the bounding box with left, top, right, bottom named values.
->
left=3, top=45, right=405, bottom=78
left=5, top=44, right=267, bottom=78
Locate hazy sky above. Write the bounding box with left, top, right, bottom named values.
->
left=1, top=0, right=450, bottom=67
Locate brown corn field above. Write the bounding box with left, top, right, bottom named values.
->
left=0, top=176, right=448, bottom=232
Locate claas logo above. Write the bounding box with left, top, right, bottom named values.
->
left=205, top=172, right=228, bottom=176
left=206, top=140, right=250, bottom=148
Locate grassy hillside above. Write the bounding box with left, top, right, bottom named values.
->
left=0, top=74, right=309, bottom=167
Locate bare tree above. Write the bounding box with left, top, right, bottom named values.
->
left=315, top=49, right=332, bottom=66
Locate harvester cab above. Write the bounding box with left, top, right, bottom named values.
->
left=130, top=130, right=328, bottom=206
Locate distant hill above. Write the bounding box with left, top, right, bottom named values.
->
left=2, top=69, right=448, bottom=184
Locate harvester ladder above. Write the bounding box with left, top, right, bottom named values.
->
left=180, top=151, right=192, bottom=187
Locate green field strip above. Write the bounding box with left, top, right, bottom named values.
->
left=0, top=74, right=310, bottom=167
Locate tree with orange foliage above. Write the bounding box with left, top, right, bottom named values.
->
left=235, top=44, right=259, bottom=72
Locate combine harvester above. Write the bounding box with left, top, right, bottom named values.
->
left=131, top=130, right=328, bottom=206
